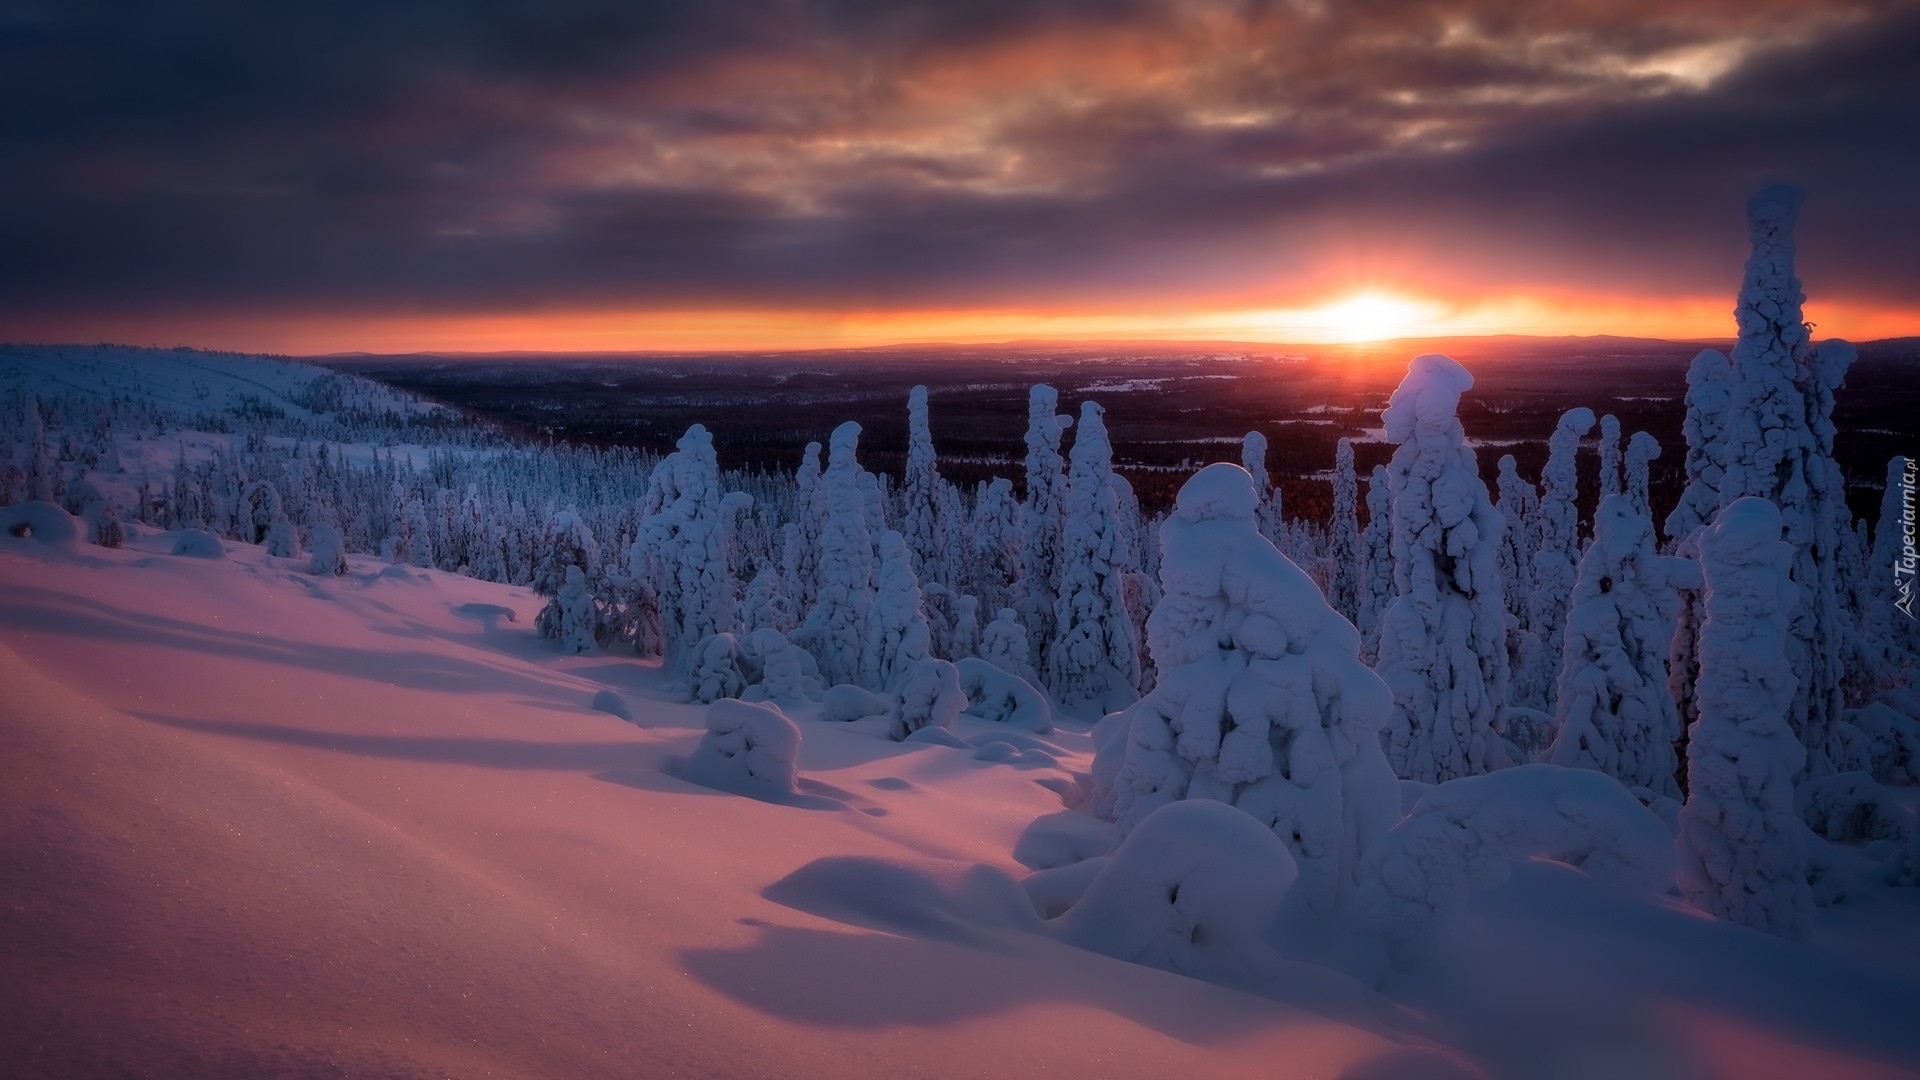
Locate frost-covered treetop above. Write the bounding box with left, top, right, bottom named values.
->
left=1172, top=460, right=1260, bottom=524
left=1381, top=353, right=1474, bottom=443
left=1734, top=185, right=1809, bottom=365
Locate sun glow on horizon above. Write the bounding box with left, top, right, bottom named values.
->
left=1291, top=293, right=1449, bottom=343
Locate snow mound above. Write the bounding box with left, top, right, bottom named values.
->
left=820, top=683, right=891, bottom=722
left=590, top=688, right=632, bottom=722
left=0, top=501, right=83, bottom=548
left=170, top=529, right=227, bottom=559
left=1796, top=772, right=1911, bottom=845
left=682, top=699, right=802, bottom=798
left=1359, top=765, right=1676, bottom=937
left=889, top=657, right=965, bottom=741
left=955, top=658, right=1054, bottom=733
left=1014, top=810, right=1117, bottom=870
left=1052, top=800, right=1298, bottom=979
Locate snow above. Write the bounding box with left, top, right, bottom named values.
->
left=1047, top=401, right=1141, bottom=714
left=955, top=657, right=1055, bottom=733
left=683, top=698, right=805, bottom=798
left=169, top=527, right=227, bottom=559
left=0, top=500, right=84, bottom=548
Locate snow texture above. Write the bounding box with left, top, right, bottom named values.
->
left=1105, top=463, right=1399, bottom=912
left=1053, top=800, right=1297, bottom=980
left=1048, top=401, right=1142, bottom=711
left=1677, top=496, right=1815, bottom=940
left=1359, top=764, right=1676, bottom=937
left=683, top=699, right=802, bottom=797
left=1547, top=494, right=1698, bottom=796
left=955, top=658, right=1055, bottom=733
left=1374, top=355, right=1511, bottom=783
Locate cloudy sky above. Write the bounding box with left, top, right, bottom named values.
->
left=3, top=0, right=1916, bottom=351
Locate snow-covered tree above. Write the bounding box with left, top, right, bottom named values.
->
left=901, top=385, right=950, bottom=588
left=1357, top=465, right=1394, bottom=662
left=1241, top=430, right=1284, bottom=547
left=1547, top=494, right=1699, bottom=796
left=535, top=510, right=601, bottom=645
left=1597, top=413, right=1622, bottom=504
left=978, top=607, right=1039, bottom=686
left=638, top=424, right=745, bottom=673
left=553, top=565, right=598, bottom=654
left=1328, top=437, right=1361, bottom=625
left=1021, top=385, right=1071, bottom=670
left=1529, top=407, right=1596, bottom=712
left=309, top=520, right=348, bottom=576
left=1048, top=401, right=1141, bottom=712
left=1665, top=349, right=1735, bottom=545
left=1495, top=454, right=1543, bottom=707
left=1677, top=497, right=1814, bottom=940
left=22, top=395, right=59, bottom=504
left=1103, top=464, right=1399, bottom=911
left=967, top=477, right=1021, bottom=615
left=791, top=441, right=825, bottom=610
left=866, top=530, right=934, bottom=691
left=800, top=422, right=877, bottom=688
left=1373, top=355, right=1512, bottom=783
left=1624, top=431, right=1660, bottom=522
left=1713, top=186, right=1857, bottom=776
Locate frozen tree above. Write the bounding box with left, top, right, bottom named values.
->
left=979, top=607, right=1040, bottom=686
left=22, top=395, right=59, bottom=504
left=949, top=593, right=980, bottom=659
left=553, top=565, right=599, bottom=654
left=1624, top=431, right=1660, bottom=521
left=1021, top=385, right=1071, bottom=669
left=790, top=441, right=824, bottom=610
left=800, top=422, right=877, bottom=688
left=1596, top=414, right=1622, bottom=503
left=535, top=510, right=601, bottom=644
left=1495, top=454, right=1543, bottom=707
left=1678, top=497, right=1813, bottom=939
left=1713, top=186, right=1857, bottom=776
left=638, top=425, right=745, bottom=673
left=901, top=385, right=950, bottom=587
left=309, top=521, right=348, bottom=576
left=1547, top=494, right=1699, bottom=796
left=1665, top=349, right=1735, bottom=544
left=1241, top=431, right=1284, bottom=547
left=264, top=517, right=300, bottom=559
left=1357, top=465, right=1393, bottom=661
left=239, top=480, right=282, bottom=545
left=684, top=700, right=803, bottom=798
left=1374, top=355, right=1512, bottom=783
left=888, top=657, right=965, bottom=740
left=967, top=477, right=1021, bottom=615
left=741, top=562, right=797, bottom=634
left=1103, top=464, right=1400, bottom=912
left=1328, top=437, right=1362, bottom=625
left=866, top=530, right=934, bottom=692
left=1529, top=407, right=1596, bottom=712
left=1048, top=401, right=1141, bottom=712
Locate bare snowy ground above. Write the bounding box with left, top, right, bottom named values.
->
left=2, top=529, right=1918, bottom=1079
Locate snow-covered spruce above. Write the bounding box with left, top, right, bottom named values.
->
left=552, top=565, right=598, bottom=655
left=636, top=425, right=748, bottom=674
left=1047, top=401, right=1141, bottom=713
left=1020, top=385, right=1071, bottom=671
left=1495, top=453, right=1542, bottom=708
left=1103, top=464, right=1399, bottom=912
left=1052, top=799, right=1297, bottom=980
left=1328, top=437, right=1362, bottom=626
left=1596, top=413, right=1622, bottom=504
left=1665, top=349, right=1734, bottom=545
left=1357, top=464, right=1393, bottom=662
left=978, top=607, right=1040, bottom=686
left=1714, top=186, right=1857, bottom=777
left=308, top=521, right=349, bottom=575
left=901, top=385, right=951, bottom=589
left=1241, top=430, right=1284, bottom=548
left=682, top=699, right=803, bottom=798
left=865, top=530, right=935, bottom=693
left=889, top=657, right=965, bottom=741
left=1358, top=765, right=1676, bottom=938
left=1677, top=497, right=1814, bottom=940
left=797, top=422, right=876, bottom=689
left=1624, top=431, right=1660, bottom=522
left=1528, top=407, right=1595, bottom=713
left=1373, top=355, right=1512, bottom=783
left=1546, top=494, right=1698, bottom=795
left=954, top=658, right=1054, bottom=733
left=687, top=628, right=825, bottom=707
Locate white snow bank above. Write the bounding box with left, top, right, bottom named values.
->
left=1053, top=800, right=1298, bottom=980
left=955, top=657, right=1054, bottom=733
left=682, top=699, right=803, bottom=798
left=169, top=528, right=227, bottom=559
left=0, top=500, right=83, bottom=548
left=1359, top=765, right=1675, bottom=937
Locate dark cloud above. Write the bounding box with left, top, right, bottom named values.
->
left=1, top=0, right=1915, bottom=327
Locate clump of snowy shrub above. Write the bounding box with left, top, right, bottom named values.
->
left=170, top=528, right=226, bottom=559
left=308, top=521, right=348, bottom=576
left=1358, top=764, right=1677, bottom=938
left=1103, top=463, right=1399, bottom=912
left=1794, top=772, right=1911, bottom=845
left=955, top=658, right=1054, bottom=733
left=552, top=565, right=599, bottom=654
left=888, top=657, right=965, bottom=741
left=1052, top=799, right=1297, bottom=980
left=682, top=699, right=802, bottom=798
left=686, top=628, right=825, bottom=707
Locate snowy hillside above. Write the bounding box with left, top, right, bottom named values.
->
left=2, top=500, right=1917, bottom=1079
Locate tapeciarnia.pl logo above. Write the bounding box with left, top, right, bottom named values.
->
left=1899, top=456, right=1917, bottom=621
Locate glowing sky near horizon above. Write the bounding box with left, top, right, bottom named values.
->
left=3, top=0, right=1917, bottom=353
